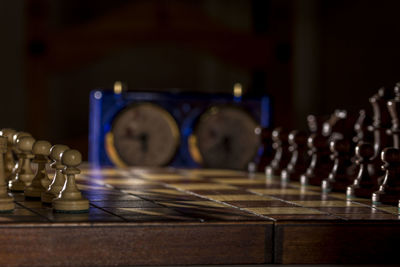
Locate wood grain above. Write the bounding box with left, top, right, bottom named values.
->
left=0, top=222, right=272, bottom=266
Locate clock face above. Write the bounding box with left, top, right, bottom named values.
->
left=190, top=105, right=260, bottom=170
left=106, top=103, right=180, bottom=167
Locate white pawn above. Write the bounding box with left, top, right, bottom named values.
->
left=0, top=136, right=14, bottom=212
left=41, top=145, right=69, bottom=204
left=53, top=149, right=89, bottom=213
left=0, top=128, right=16, bottom=181
left=9, top=133, right=33, bottom=192
left=25, top=140, right=52, bottom=199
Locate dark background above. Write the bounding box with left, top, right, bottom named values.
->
left=1, top=0, right=400, bottom=159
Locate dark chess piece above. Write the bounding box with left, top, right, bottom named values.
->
left=347, top=109, right=374, bottom=177
left=353, top=109, right=373, bottom=144
left=387, top=82, right=400, bottom=148
left=322, top=139, right=353, bottom=192
left=372, top=147, right=400, bottom=204
left=255, top=128, right=273, bottom=172
left=265, top=128, right=290, bottom=178
left=300, top=133, right=333, bottom=186
left=281, top=130, right=310, bottom=182
left=369, top=87, right=395, bottom=177
left=346, top=142, right=377, bottom=199
left=307, top=114, right=326, bottom=134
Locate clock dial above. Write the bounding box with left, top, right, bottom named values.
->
left=106, top=103, right=180, bottom=167
left=190, top=105, right=260, bottom=169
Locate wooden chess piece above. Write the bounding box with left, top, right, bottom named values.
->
left=281, top=130, right=309, bottom=181
left=346, top=142, right=377, bottom=199
left=41, top=145, right=69, bottom=204
left=353, top=110, right=373, bottom=144
left=322, top=139, right=353, bottom=192
left=255, top=128, right=273, bottom=172
left=24, top=140, right=52, bottom=199
left=0, top=128, right=16, bottom=181
left=387, top=82, right=400, bottom=148
left=8, top=132, right=33, bottom=192
left=0, top=136, right=14, bottom=212
left=369, top=87, right=395, bottom=177
left=372, top=147, right=400, bottom=204
left=265, top=128, right=290, bottom=178
left=53, top=149, right=89, bottom=213
left=300, top=133, right=332, bottom=186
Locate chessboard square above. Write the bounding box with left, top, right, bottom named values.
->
left=203, top=194, right=275, bottom=201
left=183, top=169, right=245, bottom=177
left=152, top=189, right=186, bottom=195
left=211, top=178, right=266, bottom=185
left=91, top=200, right=162, bottom=208
left=77, top=184, right=109, bottom=191
left=291, top=200, right=364, bottom=207
left=224, top=200, right=296, bottom=208
left=139, top=173, right=192, bottom=180
left=159, top=201, right=227, bottom=208
left=168, top=183, right=236, bottom=190
left=110, top=207, right=179, bottom=216
left=246, top=207, right=323, bottom=215
left=250, top=188, right=320, bottom=195
left=81, top=168, right=122, bottom=176
left=104, top=178, right=157, bottom=186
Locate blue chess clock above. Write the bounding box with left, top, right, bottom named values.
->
left=89, top=87, right=270, bottom=169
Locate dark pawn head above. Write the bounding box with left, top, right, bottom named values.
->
left=307, top=133, right=327, bottom=149
left=381, top=147, right=400, bottom=164
left=288, top=130, right=308, bottom=146
left=355, top=142, right=374, bottom=160
left=330, top=139, right=351, bottom=154
left=272, top=128, right=288, bottom=142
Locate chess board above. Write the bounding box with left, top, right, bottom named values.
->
left=2, top=166, right=400, bottom=266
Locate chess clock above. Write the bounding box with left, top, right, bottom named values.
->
left=89, top=84, right=270, bottom=169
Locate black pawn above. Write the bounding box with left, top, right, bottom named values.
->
left=265, top=128, right=290, bottom=178
left=387, top=82, right=400, bottom=148
left=281, top=130, right=309, bottom=181
left=255, top=128, right=273, bottom=172
left=300, top=133, right=332, bottom=186
left=346, top=142, right=377, bottom=199
left=369, top=87, right=395, bottom=177
left=322, top=139, right=353, bottom=192
left=372, top=147, right=400, bottom=204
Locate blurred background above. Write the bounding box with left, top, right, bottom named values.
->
left=1, top=0, right=400, bottom=160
